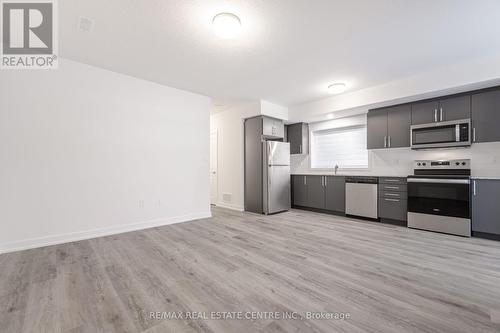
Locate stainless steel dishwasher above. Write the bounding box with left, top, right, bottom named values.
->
left=345, top=177, right=378, bottom=219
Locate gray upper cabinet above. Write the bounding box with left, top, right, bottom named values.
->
left=411, top=96, right=471, bottom=125
left=292, top=175, right=307, bottom=207
left=387, top=105, right=412, bottom=148
left=472, top=179, right=500, bottom=236
left=306, top=176, right=325, bottom=209
left=367, top=109, right=388, bottom=149
left=325, top=176, right=345, bottom=212
left=471, top=89, right=500, bottom=143
left=287, top=123, right=309, bottom=155
left=262, top=116, right=284, bottom=138
left=411, top=101, right=439, bottom=125
left=367, top=105, right=411, bottom=149
left=439, top=95, right=471, bottom=121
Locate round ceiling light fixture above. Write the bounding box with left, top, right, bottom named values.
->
left=328, top=83, right=347, bottom=95
left=212, top=13, right=242, bottom=39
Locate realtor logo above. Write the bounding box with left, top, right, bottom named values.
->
left=1, top=0, right=58, bottom=69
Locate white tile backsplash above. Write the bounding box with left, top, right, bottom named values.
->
left=291, top=142, right=500, bottom=177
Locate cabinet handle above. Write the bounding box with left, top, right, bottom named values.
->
left=388, top=136, right=391, bottom=148
left=384, top=136, right=387, bottom=148
left=434, top=109, right=438, bottom=122
left=385, top=198, right=400, bottom=202
left=440, top=107, right=443, bottom=122
left=299, top=144, right=302, bottom=154
left=385, top=186, right=399, bottom=190
left=473, top=180, right=476, bottom=196
left=473, top=127, right=476, bottom=142
left=385, top=193, right=400, bottom=197
left=323, top=176, right=326, bottom=187
left=384, top=179, right=400, bottom=182
left=304, top=176, right=307, bottom=186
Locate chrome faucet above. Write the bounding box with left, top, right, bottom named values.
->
left=334, top=164, right=339, bottom=175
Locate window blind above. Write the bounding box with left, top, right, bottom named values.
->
left=310, top=125, right=368, bottom=169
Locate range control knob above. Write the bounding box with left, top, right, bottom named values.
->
left=462, top=162, right=466, bottom=166
left=417, top=163, right=421, bottom=166
left=456, top=162, right=460, bottom=166
left=422, top=162, right=427, bottom=166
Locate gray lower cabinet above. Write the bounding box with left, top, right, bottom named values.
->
left=325, top=176, right=345, bottom=213
left=472, top=179, right=500, bottom=237
left=472, top=89, right=500, bottom=143
left=292, top=175, right=308, bottom=207
left=287, top=123, right=309, bottom=155
left=367, top=105, right=411, bottom=149
left=378, top=177, right=407, bottom=223
left=306, top=176, right=325, bottom=209
left=292, top=175, right=345, bottom=213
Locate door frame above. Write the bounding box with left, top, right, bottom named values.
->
left=210, top=130, right=218, bottom=205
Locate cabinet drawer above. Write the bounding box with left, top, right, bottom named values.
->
left=379, top=191, right=407, bottom=200
left=379, top=184, right=407, bottom=192
left=379, top=177, right=407, bottom=185
left=379, top=198, right=408, bottom=221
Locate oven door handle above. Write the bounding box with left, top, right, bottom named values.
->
left=407, top=178, right=470, bottom=184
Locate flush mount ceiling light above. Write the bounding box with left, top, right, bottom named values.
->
left=328, top=83, right=347, bottom=95
left=212, top=13, right=242, bottom=39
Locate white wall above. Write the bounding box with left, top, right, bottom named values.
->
left=0, top=59, right=211, bottom=253
left=209, top=102, right=261, bottom=211
left=260, top=100, right=289, bottom=121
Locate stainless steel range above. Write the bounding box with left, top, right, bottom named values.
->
left=407, top=159, right=471, bottom=237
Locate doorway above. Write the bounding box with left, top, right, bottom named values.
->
left=210, top=130, right=218, bottom=205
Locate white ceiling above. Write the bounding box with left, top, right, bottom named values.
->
left=59, top=0, right=500, bottom=107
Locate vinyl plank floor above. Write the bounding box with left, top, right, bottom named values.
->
left=1, top=206, right=500, bottom=332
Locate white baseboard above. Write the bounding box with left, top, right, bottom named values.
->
left=0, top=211, right=212, bottom=254
left=213, top=202, right=244, bottom=212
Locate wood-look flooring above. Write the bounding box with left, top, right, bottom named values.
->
left=1, top=206, right=500, bottom=332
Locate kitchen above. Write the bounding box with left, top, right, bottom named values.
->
left=239, top=85, right=500, bottom=241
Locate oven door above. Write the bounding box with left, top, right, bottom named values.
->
left=411, top=119, right=470, bottom=149
left=407, top=177, right=470, bottom=219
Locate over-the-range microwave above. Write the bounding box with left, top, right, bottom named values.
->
left=410, top=119, right=471, bottom=150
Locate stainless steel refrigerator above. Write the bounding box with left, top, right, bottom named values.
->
left=244, top=116, right=290, bottom=215
left=262, top=141, right=291, bottom=214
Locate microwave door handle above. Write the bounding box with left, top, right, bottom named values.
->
left=434, top=109, right=438, bottom=122
left=440, top=107, right=443, bottom=122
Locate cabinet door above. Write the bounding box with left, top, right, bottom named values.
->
left=387, top=105, right=411, bottom=148
left=292, top=175, right=307, bottom=207
left=367, top=109, right=388, bottom=149
left=471, top=89, right=500, bottom=143
left=439, top=95, right=471, bottom=122
left=306, top=176, right=325, bottom=209
left=472, top=180, right=500, bottom=235
left=262, top=116, right=284, bottom=138
left=288, top=123, right=302, bottom=154
left=325, top=176, right=345, bottom=212
left=411, top=101, right=439, bottom=125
